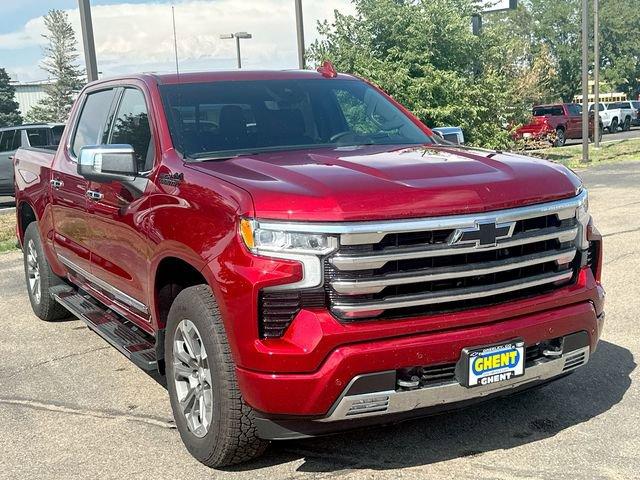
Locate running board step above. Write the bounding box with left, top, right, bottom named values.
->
left=51, top=287, right=157, bottom=371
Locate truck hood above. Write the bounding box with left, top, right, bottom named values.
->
left=189, top=144, right=582, bottom=221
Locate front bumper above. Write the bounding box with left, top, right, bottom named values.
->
left=237, top=298, right=603, bottom=417
left=254, top=328, right=598, bottom=440
left=323, top=333, right=590, bottom=422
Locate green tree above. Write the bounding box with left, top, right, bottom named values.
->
left=27, top=10, right=85, bottom=123
left=309, top=0, right=536, bottom=148
left=524, top=0, right=640, bottom=101
left=0, top=68, right=22, bottom=127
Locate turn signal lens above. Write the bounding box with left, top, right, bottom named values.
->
left=239, top=218, right=255, bottom=249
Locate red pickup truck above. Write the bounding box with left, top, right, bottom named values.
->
left=515, top=103, right=601, bottom=147
left=14, top=68, right=605, bottom=467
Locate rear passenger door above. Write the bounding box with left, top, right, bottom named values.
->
left=51, top=88, right=118, bottom=276
left=0, top=129, right=20, bottom=194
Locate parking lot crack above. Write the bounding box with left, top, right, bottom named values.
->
left=1, top=346, right=110, bottom=381
left=0, top=397, right=175, bottom=430
left=602, top=226, right=640, bottom=238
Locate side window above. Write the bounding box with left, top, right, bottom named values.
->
left=51, top=126, right=65, bottom=146
left=108, top=88, right=153, bottom=172
left=0, top=130, right=15, bottom=151
left=25, top=129, right=49, bottom=148
left=568, top=105, right=581, bottom=117
left=11, top=129, right=22, bottom=150
left=71, top=89, right=116, bottom=157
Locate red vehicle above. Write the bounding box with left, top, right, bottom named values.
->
left=14, top=68, right=605, bottom=467
left=515, top=103, right=600, bottom=147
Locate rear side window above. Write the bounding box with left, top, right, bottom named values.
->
left=533, top=106, right=564, bottom=116
left=10, top=129, right=22, bottom=150
left=107, top=88, right=154, bottom=172
left=51, top=126, right=65, bottom=146
left=0, top=130, right=15, bottom=152
left=26, top=128, right=49, bottom=148
left=72, top=89, right=116, bottom=157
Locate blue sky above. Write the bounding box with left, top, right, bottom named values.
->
left=0, top=0, right=353, bottom=82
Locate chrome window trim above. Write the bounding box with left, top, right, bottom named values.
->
left=58, top=254, right=149, bottom=314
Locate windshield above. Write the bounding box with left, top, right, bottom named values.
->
left=159, top=79, right=433, bottom=160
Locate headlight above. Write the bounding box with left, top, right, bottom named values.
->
left=240, top=219, right=337, bottom=255
left=239, top=218, right=338, bottom=290
left=576, top=188, right=590, bottom=250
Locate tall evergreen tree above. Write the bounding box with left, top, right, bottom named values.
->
left=0, top=68, right=22, bottom=127
left=27, top=10, right=85, bottom=123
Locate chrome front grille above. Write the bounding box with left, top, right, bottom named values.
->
left=325, top=193, right=585, bottom=320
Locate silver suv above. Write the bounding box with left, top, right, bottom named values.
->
left=0, top=123, right=65, bottom=196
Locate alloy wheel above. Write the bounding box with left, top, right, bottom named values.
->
left=172, top=319, right=214, bottom=438
left=26, top=239, right=41, bottom=304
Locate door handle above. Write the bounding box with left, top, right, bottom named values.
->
left=86, top=190, right=104, bottom=201
left=50, top=179, right=64, bottom=189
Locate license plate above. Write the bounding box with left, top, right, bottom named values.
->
left=523, top=133, right=533, bottom=138
left=457, top=340, right=525, bottom=388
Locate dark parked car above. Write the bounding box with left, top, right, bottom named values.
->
left=0, top=123, right=65, bottom=195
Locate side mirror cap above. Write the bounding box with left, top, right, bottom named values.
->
left=78, top=145, right=138, bottom=183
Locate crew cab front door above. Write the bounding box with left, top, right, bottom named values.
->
left=566, top=104, right=583, bottom=139
left=84, top=86, right=156, bottom=321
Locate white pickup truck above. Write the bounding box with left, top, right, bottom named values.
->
left=616, top=100, right=640, bottom=126
left=590, top=102, right=634, bottom=133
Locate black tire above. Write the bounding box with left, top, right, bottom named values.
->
left=554, top=128, right=566, bottom=147
left=22, top=223, right=68, bottom=321
left=623, top=117, right=631, bottom=131
left=610, top=118, right=619, bottom=133
left=165, top=285, right=269, bottom=468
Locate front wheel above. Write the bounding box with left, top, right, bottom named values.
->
left=165, top=285, right=269, bottom=468
left=22, top=223, right=69, bottom=321
left=623, top=117, right=631, bottom=131
left=610, top=118, right=619, bottom=133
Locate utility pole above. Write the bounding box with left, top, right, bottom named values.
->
left=78, top=0, right=99, bottom=83
left=593, top=0, right=600, bottom=148
left=295, top=0, right=306, bottom=69
left=580, top=0, right=590, bottom=163
left=220, top=32, right=253, bottom=69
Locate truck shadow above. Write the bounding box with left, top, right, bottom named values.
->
left=232, top=340, right=634, bottom=473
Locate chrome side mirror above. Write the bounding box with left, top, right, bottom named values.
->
left=78, top=145, right=138, bottom=183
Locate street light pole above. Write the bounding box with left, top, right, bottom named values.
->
left=594, top=0, right=600, bottom=148
left=220, top=32, right=252, bottom=69
left=295, top=0, right=306, bottom=69
left=581, top=0, right=590, bottom=163
left=235, top=36, right=242, bottom=69
left=78, top=0, right=98, bottom=82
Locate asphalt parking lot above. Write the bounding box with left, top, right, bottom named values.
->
left=0, top=162, right=638, bottom=479
left=565, top=125, right=640, bottom=146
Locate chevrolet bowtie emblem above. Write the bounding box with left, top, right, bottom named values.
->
left=449, top=221, right=516, bottom=248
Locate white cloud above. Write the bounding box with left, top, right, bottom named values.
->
left=0, top=0, right=355, bottom=80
